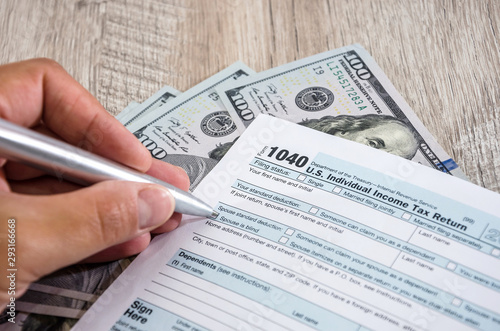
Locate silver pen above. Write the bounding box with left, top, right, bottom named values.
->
left=0, top=118, right=216, bottom=218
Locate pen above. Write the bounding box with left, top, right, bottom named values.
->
left=0, top=118, right=216, bottom=218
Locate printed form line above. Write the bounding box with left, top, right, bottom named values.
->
left=189, top=232, right=410, bottom=331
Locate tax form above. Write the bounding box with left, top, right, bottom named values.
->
left=75, top=115, right=500, bottom=331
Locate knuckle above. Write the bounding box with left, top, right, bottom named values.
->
left=91, top=190, right=138, bottom=246
left=25, top=58, right=68, bottom=83
left=31, top=58, right=63, bottom=71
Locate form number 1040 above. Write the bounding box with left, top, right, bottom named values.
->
left=266, top=146, right=309, bottom=168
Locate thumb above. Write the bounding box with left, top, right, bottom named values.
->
left=0, top=181, right=175, bottom=298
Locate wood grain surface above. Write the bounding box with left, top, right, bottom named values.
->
left=1, top=0, right=499, bottom=192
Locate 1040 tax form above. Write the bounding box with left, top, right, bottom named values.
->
left=75, top=115, right=500, bottom=331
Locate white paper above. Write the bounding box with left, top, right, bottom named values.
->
left=74, top=115, right=500, bottom=331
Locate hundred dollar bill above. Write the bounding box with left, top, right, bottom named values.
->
left=26, top=283, right=97, bottom=303
left=17, top=300, right=86, bottom=319
left=127, top=62, right=255, bottom=189
left=218, top=44, right=466, bottom=179
left=118, top=85, right=181, bottom=126
left=0, top=259, right=133, bottom=329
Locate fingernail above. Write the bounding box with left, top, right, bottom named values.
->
left=138, top=186, right=175, bottom=230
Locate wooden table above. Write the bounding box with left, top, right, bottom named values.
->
left=1, top=0, right=499, bottom=192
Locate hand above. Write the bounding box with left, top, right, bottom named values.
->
left=0, top=59, right=189, bottom=308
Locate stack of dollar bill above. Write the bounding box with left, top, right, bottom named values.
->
left=1, top=44, right=467, bottom=330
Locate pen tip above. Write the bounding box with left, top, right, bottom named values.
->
left=210, top=211, right=219, bottom=219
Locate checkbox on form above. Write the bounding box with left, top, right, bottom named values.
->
left=309, top=207, right=319, bottom=214
left=492, top=248, right=500, bottom=257
left=279, top=236, right=289, bottom=244
left=285, top=228, right=295, bottom=236
left=402, top=212, right=411, bottom=220
left=332, top=186, right=342, bottom=194
left=452, top=298, right=462, bottom=307
left=446, top=262, right=457, bottom=271
left=297, top=174, right=306, bottom=181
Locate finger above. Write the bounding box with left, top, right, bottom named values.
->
left=1, top=180, right=175, bottom=287
left=9, top=160, right=189, bottom=230
left=9, top=176, right=81, bottom=195
left=80, top=233, right=151, bottom=263
left=145, top=160, right=189, bottom=233
left=0, top=59, right=152, bottom=172
left=6, top=159, right=192, bottom=194
left=9, top=160, right=189, bottom=213
left=151, top=212, right=182, bottom=234
left=0, top=167, right=9, bottom=192
left=4, top=161, right=46, bottom=181
left=8, top=166, right=186, bottom=259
